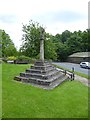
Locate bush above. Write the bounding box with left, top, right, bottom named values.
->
left=35, top=54, right=40, bottom=59
left=17, top=55, right=31, bottom=61
left=0, top=59, right=3, bottom=64
left=7, top=56, right=17, bottom=60
left=14, top=55, right=32, bottom=64
left=29, top=58, right=36, bottom=64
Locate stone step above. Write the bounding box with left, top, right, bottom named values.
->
left=26, top=67, right=56, bottom=74
left=31, top=65, right=54, bottom=70
left=48, top=72, right=65, bottom=82
left=38, top=75, right=69, bottom=90
left=49, top=75, right=69, bottom=88
left=29, top=72, right=64, bottom=82
left=30, top=76, right=69, bottom=90
left=14, top=76, right=29, bottom=81
left=14, top=60, right=70, bottom=90
left=15, top=72, right=65, bottom=84
left=20, top=69, right=61, bottom=79
left=14, top=75, right=50, bottom=85
left=35, top=61, right=51, bottom=66
left=14, top=74, right=69, bottom=89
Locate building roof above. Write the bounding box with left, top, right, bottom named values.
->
left=69, top=52, right=90, bottom=58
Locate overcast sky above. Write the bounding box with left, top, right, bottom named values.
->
left=0, top=0, right=88, bottom=49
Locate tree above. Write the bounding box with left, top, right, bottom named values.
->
left=60, top=30, right=72, bottom=43
left=0, top=29, right=2, bottom=57
left=88, top=29, right=90, bottom=51
left=0, top=29, right=17, bottom=57
left=56, top=42, right=69, bottom=61
left=20, top=20, right=89, bottom=61
left=44, top=33, right=57, bottom=60
left=21, top=20, right=41, bottom=57
left=21, top=20, right=57, bottom=60
left=65, top=34, right=82, bottom=55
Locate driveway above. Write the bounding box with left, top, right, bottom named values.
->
left=53, top=62, right=90, bottom=76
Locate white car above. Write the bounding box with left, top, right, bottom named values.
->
left=80, top=62, right=90, bottom=69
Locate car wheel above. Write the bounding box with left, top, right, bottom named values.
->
left=80, top=65, right=82, bottom=68
left=86, top=66, right=88, bottom=69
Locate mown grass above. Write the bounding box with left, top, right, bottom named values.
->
left=0, top=64, right=2, bottom=118
left=2, top=63, right=88, bottom=118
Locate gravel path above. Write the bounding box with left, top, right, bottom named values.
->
left=74, top=74, right=90, bottom=87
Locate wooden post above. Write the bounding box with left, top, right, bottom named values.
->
left=71, top=67, right=75, bottom=80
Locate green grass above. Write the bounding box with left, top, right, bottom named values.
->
left=53, top=64, right=90, bottom=80
left=0, top=64, right=2, bottom=118
left=2, top=63, right=88, bottom=118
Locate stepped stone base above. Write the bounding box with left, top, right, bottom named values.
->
left=14, top=60, right=69, bottom=90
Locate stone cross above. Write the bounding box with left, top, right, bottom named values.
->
left=40, top=27, right=45, bottom=61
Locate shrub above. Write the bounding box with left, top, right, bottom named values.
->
left=29, top=58, right=36, bottom=64
left=17, top=55, right=31, bottom=61
left=7, top=56, right=17, bottom=60
left=0, top=59, right=3, bottom=64
left=35, top=54, right=40, bottom=59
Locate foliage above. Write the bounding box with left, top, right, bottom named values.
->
left=0, top=29, right=2, bottom=58
left=7, top=56, right=17, bottom=60
left=20, top=20, right=41, bottom=57
left=1, top=20, right=89, bottom=62
left=51, top=29, right=89, bottom=61
left=16, top=55, right=36, bottom=64
left=60, top=30, right=72, bottom=43
left=65, top=34, right=82, bottom=54
left=45, top=40, right=57, bottom=60
left=16, top=55, right=31, bottom=61
left=56, top=42, right=69, bottom=61
left=0, top=59, right=3, bottom=64
left=0, top=29, right=17, bottom=57
left=2, top=64, right=88, bottom=118
left=19, top=20, right=89, bottom=61
left=88, top=29, right=90, bottom=51
left=20, top=20, right=57, bottom=60
left=0, top=63, right=2, bottom=118
left=6, top=55, right=36, bottom=64
left=44, top=33, right=57, bottom=60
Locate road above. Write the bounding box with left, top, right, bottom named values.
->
left=53, top=62, right=90, bottom=76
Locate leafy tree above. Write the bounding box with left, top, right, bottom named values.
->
left=45, top=34, right=57, bottom=60
left=53, top=34, right=62, bottom=43
left=88, top=29, right=90, bottom=51
left=52, top=29, right=89, bottom=61
left=4, top=44, right=17, bottom=57
left=21, top=20, right=41, bottom=57
left=56, top=42, right=69, bottom=61
left=21, top=20, right=57, bottom=60
left=0, top=29, right=17, bottom=57
left=20, top=20, right=89, bottom=61
left=0, top=29, right=2, bottom=57
left=60, top=30, right=72, bottom=43
left=65, top=34, right=82, bottom=55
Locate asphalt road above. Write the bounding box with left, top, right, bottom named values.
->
left=53, top=62, right=90, bottom=76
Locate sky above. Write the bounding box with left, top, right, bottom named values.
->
left=0, top=0, right=88, bottom=50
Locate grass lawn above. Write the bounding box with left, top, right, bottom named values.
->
left=0, top=64, right=2, bottom=118
left=2, top=63, right=88, bottom=118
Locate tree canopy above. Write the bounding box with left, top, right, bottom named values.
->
left=0, top=20, right=89, bottom=62
left=20, top=20, right=57, bottom=60
left=0, top=29, right=17, bottom=57
left=20, top=20, right=89, bottom=61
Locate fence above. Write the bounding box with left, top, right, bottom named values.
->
left=56, top=67, right=75, bottom=80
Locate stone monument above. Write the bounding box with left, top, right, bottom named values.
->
left=14, top=27, right=69, bottom=90
left=40, top=27, right=44, bottom=61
